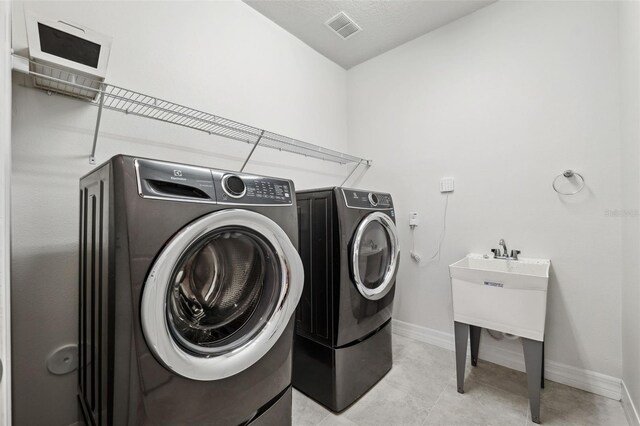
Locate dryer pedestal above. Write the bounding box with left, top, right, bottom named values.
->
left=292, top=320, right=392, bottom=412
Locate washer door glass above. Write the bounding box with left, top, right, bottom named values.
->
left=141, top=209, right=303, bottom=381
left=168, top=228, right=279, bottom=355
left=351, top=212, right=399, bottom=300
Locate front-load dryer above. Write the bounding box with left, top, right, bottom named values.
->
left=78, top=155, right=303, bottom=425
left=292, top=187, right=400, bottom=412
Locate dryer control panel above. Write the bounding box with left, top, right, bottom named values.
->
left=342, top=189, right=393, bottom=209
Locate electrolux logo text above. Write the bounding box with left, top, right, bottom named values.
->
left=605, top=209, right=639, bottom=217
left=170, top=169, right=187, bottom=181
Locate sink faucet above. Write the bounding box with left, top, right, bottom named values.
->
left=492, top=239, right=521, bottom=260
left=499, top=239, right=508, bottom=257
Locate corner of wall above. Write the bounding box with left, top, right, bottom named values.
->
left=618, top=0, right=640, bottom=422
left=623, top=380, right=640, bottom=426
left=0, top=1, right=12, bottom=425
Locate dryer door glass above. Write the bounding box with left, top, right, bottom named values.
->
left=357, top=221, right=391, bottom=289
left=141, top=209, right=303, bottom=381
left=352, top=212, right=400, bottom=301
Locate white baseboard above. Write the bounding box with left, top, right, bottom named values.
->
left=623, top=381, right=640, bottom=426
left=394, top=318, right=455, bottom=351
left=392, top=319, right=622, bottom=401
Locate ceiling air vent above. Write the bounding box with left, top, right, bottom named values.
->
left=325, top=12, right=361, bottom=40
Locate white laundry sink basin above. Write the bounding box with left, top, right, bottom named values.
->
left=449, top=254, right=550, bottom=341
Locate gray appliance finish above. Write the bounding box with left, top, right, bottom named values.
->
left=78, top=155, right=303, bottom=425
left=293, top=187, right=400, bottom=412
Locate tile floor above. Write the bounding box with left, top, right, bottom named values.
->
left=292, top=333, right=629, bottom=426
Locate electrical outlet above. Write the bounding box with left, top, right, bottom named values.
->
left=440, top=177, right=454, bottom=193
left=409, top=212, right=418, bottom=227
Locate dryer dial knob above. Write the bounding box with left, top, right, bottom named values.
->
left=222, top=174, right=246, bottom=198
left=368, top=193, right=379, bottom=207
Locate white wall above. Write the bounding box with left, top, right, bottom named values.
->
left=0, top=2, right=12, bottom=425
left=10, top=1, right=350, bottom=425
left=348, top=0, right=623, bottom=381
left=619, top=0, right=640, bottom=422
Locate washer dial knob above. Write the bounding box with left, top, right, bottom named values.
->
left=222, top=174, right=246, bottom=198
left=368, top=193, right=379, bottom=206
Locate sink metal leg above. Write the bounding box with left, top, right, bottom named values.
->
left=470, top=325, right=481, bottom=367
left=541, top=340, right=545, bottom=389
left=522, top=338, right=544, bottom=424
left=454, top=321, right=468, bottom=394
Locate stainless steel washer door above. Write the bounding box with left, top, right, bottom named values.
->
left=351, top=212, right=400, bottom=300
left=141, top=209, right=303, bottom=381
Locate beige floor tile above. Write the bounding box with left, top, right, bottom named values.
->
left=392, top=333, right=415, bottom=360
left=463, top=359, right=530, bottom=398
left=341, top=379, right=428, bottom=426
left=523, top=381, right=629, bottom=426
left=293, top=333, right=629, bottom=426
left=393, top=334, right=455, bottom=365
left=317, top=413, right=359, bottom=426
left=423, top=377, right=529, bottom=426
left=293, top=388, right=332, bottom=426
left=384, top=338, right=454, bottom=409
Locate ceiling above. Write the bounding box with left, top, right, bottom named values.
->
left=244, top=0, right=496, bottom=69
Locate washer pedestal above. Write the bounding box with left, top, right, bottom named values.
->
left=292, top=320, right=392, bottom=412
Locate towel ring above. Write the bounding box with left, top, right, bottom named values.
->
left=553, top=170, right=585, bottom=195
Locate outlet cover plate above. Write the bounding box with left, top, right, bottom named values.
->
left=409, top=212, right=418, bottom=226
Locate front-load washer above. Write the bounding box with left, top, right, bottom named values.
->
left=292, top=187, right=400, bottom=412
left=78, top=155, right=303, bottom=425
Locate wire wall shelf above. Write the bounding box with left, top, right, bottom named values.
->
left=12, top=54, right=371, bottom=178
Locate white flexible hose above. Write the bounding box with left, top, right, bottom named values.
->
left=427, top=193, right=449, bottom=261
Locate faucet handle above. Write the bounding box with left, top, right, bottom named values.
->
left=491, top=248, right=499, bottom=258
left=510, top=250, right=521, bottom=260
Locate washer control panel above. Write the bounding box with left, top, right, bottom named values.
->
left=213, top=171, right=293, bottom=205
left=342, top=189, right=393, bottom=209
left=135, top=158, right=292, bottom=205
left=221, top=174, right=247, bottom=198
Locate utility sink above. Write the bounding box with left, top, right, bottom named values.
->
left=449, top=254, right=550, bottom=341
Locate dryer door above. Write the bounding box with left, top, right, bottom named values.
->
left=141, top=209, right=303, bottom=381
left=351, top=212, right=400, bottom=300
